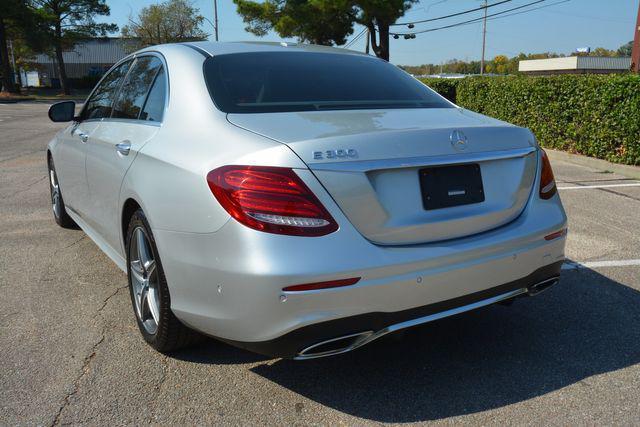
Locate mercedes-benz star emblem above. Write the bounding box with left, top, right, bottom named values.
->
left=450, top=130, right=468, bottom=152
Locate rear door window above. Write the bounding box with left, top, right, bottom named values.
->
left=139, top=67, right=167, bottom=122
left=82, top=60, right=132, bottom=120
left=112, top=56, right=163, bottom=120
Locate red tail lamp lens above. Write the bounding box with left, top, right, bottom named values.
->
left=544, top=228, right=567, bottom=241
left=206, top=166, right=338, bottom=236
left=283, top=277, right=361, bottom=292
left=539, top=149, right=557, bottom=200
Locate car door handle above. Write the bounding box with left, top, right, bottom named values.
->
left=77, top=132, right=88, bottom=143
left=116, top=141, right=131, bottom=156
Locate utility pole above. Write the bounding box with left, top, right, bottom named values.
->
left=8, top=39, right=18, bottom=85
left=480, top=0, right=487, bottom=75
left=632, top=0, right=640, bottom=72
left=365, top=29, right=370, bottom=54
left=213, top=0, right=219, bottom=41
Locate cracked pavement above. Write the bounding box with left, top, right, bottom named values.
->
left=1, top=102, right=639, bottom=425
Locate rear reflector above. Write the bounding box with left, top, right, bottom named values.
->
left=539, top=149, right=557, bottom=200
left=544, top=228, right=567, bottom=241
left=283, top=277, right=361, bottom=292
left=207, top=166, right=338, bottom=236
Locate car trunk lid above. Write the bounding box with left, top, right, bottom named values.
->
left=227, top=108, right=538, bottom=245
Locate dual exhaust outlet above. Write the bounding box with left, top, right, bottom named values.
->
left=295, top=276, right=560, bottom=360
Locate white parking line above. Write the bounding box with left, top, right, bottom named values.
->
left=558, top=183, right=640, bottom=190
left=562, top=259, right=640, bottom=270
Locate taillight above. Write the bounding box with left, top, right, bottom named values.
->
left=539, top=149, right=557, bottom=200
left=206, top=165, right=338, bottom=236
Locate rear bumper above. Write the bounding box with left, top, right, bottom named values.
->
left=152, top=182, right=567, bottom=356
left=220, top=261, right=563, bottom=358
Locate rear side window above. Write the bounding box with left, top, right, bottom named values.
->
left=112, top=56, right=163, bottom=120
left=82, top=60, right=132, bottom=120
left=140, top=67, right=166, bottom=122
left=203, top=52, right=452, bottom=113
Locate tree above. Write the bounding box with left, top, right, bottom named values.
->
left=122, top=0, right=208, bottom=47
left=570, top=47, right=618, bottom=57
left=233, top=0, right=355, bottom=45
left=589, top=47, right=617, bottom=57
left=233, top=0, right=418, bottom=61
left=0, top=0, right=45, bottom=93
left=31, top=0, right=117, bottom=94
left=492, top=54, right=508, bottom=74
left=399, top=51, right=575, bottom=77
left=0, top=11, right=18, bottom=93
left=356, top=0, right=416, bottom=61
left=617, top=41, right=633, bottom=57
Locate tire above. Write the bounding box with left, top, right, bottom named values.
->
left=47, top=155, right=77, bottom=229
left=125, top=209, right=202, bottom=352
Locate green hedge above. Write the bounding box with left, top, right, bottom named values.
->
left=420, top=75, right=640, bottom=165
left=420, top=78, right=458, bottom=102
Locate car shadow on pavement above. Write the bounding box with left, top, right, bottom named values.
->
left=170, top=339, right=269, bottom=365
left=245, top=266, right=640, bottom=422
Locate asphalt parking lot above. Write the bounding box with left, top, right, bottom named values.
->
left=1, top=102, right=639, bottom=425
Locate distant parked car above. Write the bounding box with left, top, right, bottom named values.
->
left=46, top=42, right=567, bottom=359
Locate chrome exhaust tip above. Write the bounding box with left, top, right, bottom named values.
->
left=294, top=331, right=374, bottom=360
left=293, top=283, right=556, bottom=360
left=527, top=277, right=559, bottom=296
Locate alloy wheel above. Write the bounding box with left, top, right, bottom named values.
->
left=49, top=168, right=62, bottom=219
left=129, top=227, right=161, bottom=335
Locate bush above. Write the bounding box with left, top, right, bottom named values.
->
left=420, top=78, right=458, bottom=102
left=420, top=75, right=640, bottom=165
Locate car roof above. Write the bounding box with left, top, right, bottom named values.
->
left=142, top=41, right=370, bottom=58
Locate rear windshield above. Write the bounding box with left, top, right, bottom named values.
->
left=203, top=52, right=452, bottom=113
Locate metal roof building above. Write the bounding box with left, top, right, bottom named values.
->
left=519, top=56, right=632, bottom=75
left=32, top=38, right=136, bottom=86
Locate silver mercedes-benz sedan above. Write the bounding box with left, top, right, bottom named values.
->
left=46, top=41, right=567, bottom=359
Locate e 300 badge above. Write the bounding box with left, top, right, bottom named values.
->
left=313, top=149, right=358, bottom=160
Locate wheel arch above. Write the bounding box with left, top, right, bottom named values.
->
left=121, top=197, right=142, bottom=248
left=46, top=149, right=56, bottom=170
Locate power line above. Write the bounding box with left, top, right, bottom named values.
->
left=432, top=0, right=571, bottom=34
left=345, top=28, right=366, bottom=48
left=344, top=28, right=367, bottom=48
left=391, top=0, right=550, bottom=36
left=347, top=0, right=570, bottom=49
left=392, top=0, right=514, bottom=26
left=392, top=0, right=549, bottom=35
left=482, top=0, right=572, bottom=23
left=538, top=9, right=633, bottom=24
left=344, top=31, right=364, bottom=48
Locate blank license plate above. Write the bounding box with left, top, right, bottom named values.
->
left=419, top=164, right=485, bottom=210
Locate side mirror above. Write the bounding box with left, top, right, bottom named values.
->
left=48, top=101, right=77, bottom=122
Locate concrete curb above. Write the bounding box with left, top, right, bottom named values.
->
left=546, top=149, right=640, bottom=180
